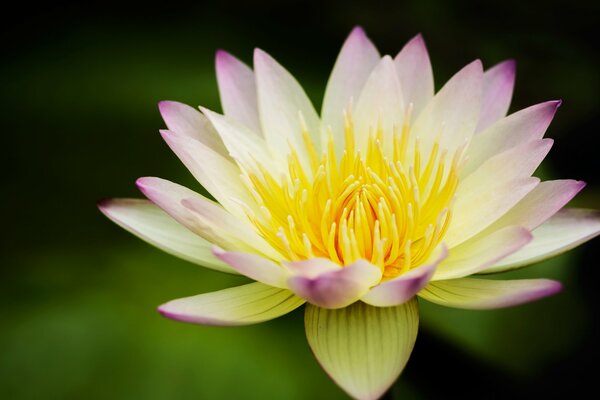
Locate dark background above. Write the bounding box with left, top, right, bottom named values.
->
left=2, top=0, right=599, bottom=398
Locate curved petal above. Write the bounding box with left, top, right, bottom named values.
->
left=362, top=246, right=447, bottom=307
left=419, top=278, right=561, bottom=309
left=411, top=60, right=483, bottom=158
left=160, top=129, right=252, bottom=218
left=479, top=179, right=585, bottom=234
left=158, top=101, right=228, bottom=157
left=98, top=198, right=234, bottom=273
left=254, top=48, right=321, bottom=168
left=433, top=226, right=532, bottom=281
left=305, top=299, right=419, bottom=400
left=215, top=50, right=261, bottom=134
left=482, top=208, right=600, bottom=274
left=354, top=55, right=405, bottom=153
left=394, top=33, right=434, bottom=118
left=286, top=259, right=382, bottom=309
left=464, top=100, right=560, bottom=176
left=321, top=26, right=380, bottom=149
left=212, top=247, right=289, bottom=288
left=159, top=282, right=304, bottom=326
left=476, top=59, right=516, bottom=132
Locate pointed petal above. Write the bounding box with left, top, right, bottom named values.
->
left=419, top=278, right=561, bottom=309
left=322, top=26, right=380, bottom=148
left=305, top=299, right=419, bottom=400
left=480, top=179, right=586, bottom=233
left=98, top=198, right=234, bottom=273
left=433, top=226, right=532, bottom=280
left=254, top=49, right=321, bottom=167
left=464, top=100, right=561, bottom=176
left=286, top=259, right=382, bottom=309
left=158, top=101, right=228, bottom=157
left=412, top=60, right=483, bottom=156
left=160, top=129, right=252, bottom=218
left=362, top=246, right=447, bottom=307
left=354, top=55, right=405, bottom=152
left=447, top=139, right=551, bottom=247
left=215, top=50, right=261, bottom=134
left=212, top=247, right=289, bottom=288
left=394, top=34, right=434, bottom=118
left=476, top=60, right=516, bottom=132
left=482, top=209, right=600, bottom=274
left=159, top=282, right=304, bottom=326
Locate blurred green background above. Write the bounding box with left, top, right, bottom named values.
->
left=2, top=0, right=599, bottom=398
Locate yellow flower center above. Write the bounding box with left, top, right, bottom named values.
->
left=244, top=110, right=462, bottom=279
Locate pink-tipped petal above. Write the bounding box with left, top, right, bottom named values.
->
left=286, top=259, right=382, bottom=309
left=212, top=247, right=289, bottom=288
left=322, top=26, right=380, bottom=149
left=483, top=208, right=600, bottom=274
left=464, top=100, right=561, bottom=176
left=476, top=59, right=516, bottom=132
left=254, top=48, right=321, bottom=168
left=305, top=299, right=419, bottom=400
left=159, top=282, right=304, bottom=326
left=434, top=226, right=532, bottom=280
left=362, top=246, right=447, bottom=307
left=158, top=100, right=228, bottom=157
left=98, top=198, right=234, bottom=273
left=394, top=33, right=434, bottom=118
left=215, top=50, right=261, bottom=134
left=419, top=278, right=562, bottom=309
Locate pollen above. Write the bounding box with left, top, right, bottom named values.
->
left=242, top=108, right=462, bottom=279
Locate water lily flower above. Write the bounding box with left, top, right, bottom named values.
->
left=99, top=27, right=600, bottom=400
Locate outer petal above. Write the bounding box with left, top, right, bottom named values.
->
left=354, top=55, right=405, bottom=153
left=394, top=33, right=434, bottom=118
left=158, top=101, right=228, bottom=157
left=159, top=282, right=304, bottom=326
left=305, top=299, right=419, bottom=400
left=321, top=26, right=380, bottom=149
left=482, top=209, right=600, bottom=274
left=411, top=60, right=483, bottom=158
left=98, top=198, right=234, bottom=273
left=212, top=247, right=289, bottom=288
left=476, top=60, right=516, bottom=132
left=464, top=100, right=560, bottom=176
left=362, top=246, right=447, bottom=307
left=419, top=278, right=561, bottom=309
left=254, top=49, right=321, bottom=168
left=446, top=139, right=552, bottom=247
left=160, top=129, right=252, bottom=218
left=286, top=259, right=382, bottom=309
left=433, top=226, right=532, bottom=280
left=215, top=50, right=261, bottom=134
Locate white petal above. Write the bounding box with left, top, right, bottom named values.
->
left=394, top=34, right=434, bottom=118
left=286, top=259, right=382, bottom=309
left=215, top=50, right=261, bottom=134
left=158, top=101, right=229, bottom=157
left=354, top=55, right=405, bottom=153
left=476, top=60, right=516, bottom=132
left=213, top=247, right=289, bottom=288
left=321, top=26, right=380, bottom=150
left=159, top=282, right=304, bottom=326
left=254, top=49, right=321, bottom=168
left=482, top=209, right=600, bottom=274
left=98, top=198, right=234, bottom=273
left=433, top=226, right=532, bottom=280
left=362, top=246, right=447, bottom=307
left=464, top=100, right=560, bottom=176
left=419, top=278, right=561, bottom=309
left=305, top=299, right=419, bottom=400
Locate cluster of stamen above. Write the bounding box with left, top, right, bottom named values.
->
left=242, top=110, right=462, bottom=279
